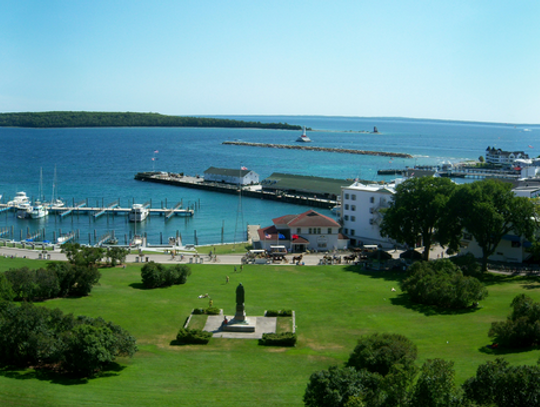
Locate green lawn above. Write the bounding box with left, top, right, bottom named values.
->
left=1, top=257, right=539, bottom=406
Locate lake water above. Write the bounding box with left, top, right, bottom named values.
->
left=0, top=116, right=538, bottom=246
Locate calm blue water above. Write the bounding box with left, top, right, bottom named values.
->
left=0, top=116, right=538, bottom=246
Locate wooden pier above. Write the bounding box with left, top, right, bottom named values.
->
left=0, top=203, right=194, bottom=218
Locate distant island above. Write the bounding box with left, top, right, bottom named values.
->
left=0, top=111, right=303, bottom=130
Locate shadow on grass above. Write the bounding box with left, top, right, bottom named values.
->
left=342, top=265, right=407, bottom=284
left=480, top=273, right=540, bottom=287
left=522, top=282, right=540, bottom=290
left=390, top=293, right=481, bottom=316
left=478, top=344, right=539, bottom=356
left=0, top=362, right=125, bottom=385
left=128, top=282, right=147, bottom=290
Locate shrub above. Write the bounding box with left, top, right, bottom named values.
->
left=175, top=327, right=212, bottom=345
left=346, top=333, right=417, bottom=377
left=205, top=306, right=221, bottom=315
left=450, top=253, right=481, bottom=277
left=401, top=259, right=487, bottom=309
left=192, top=308, right=204, bottom=315
left=488, top=294, right=540, bottom=348
left=265, top=309, right=293, bottom=317
left=141, top=262, right=192, bottom=289
left=259, top=332, right=297, bottom=346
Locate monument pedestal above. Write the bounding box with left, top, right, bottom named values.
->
left=222, top=299, right=256, bottom=332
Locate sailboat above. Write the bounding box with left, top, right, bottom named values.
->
left=47, top=165, right=65, bottom=208
left=30, top=168, right=49, bottom=219
left=296, top=126, right=312, bottom=142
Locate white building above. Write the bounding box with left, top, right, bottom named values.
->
left=460, top=232, right=531, bottom=264
left=203, top=167, right=259, bottom=185
left=340, top=181, right=397, bottom=248
left=485, top=147, right=529, bottom=167
left=257, top=209, right=348, bottom=252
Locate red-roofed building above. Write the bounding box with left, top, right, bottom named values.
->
left=257, top=209, right=348, bottom=252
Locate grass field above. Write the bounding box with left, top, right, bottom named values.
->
left=1, top=257, right=539, bottom=406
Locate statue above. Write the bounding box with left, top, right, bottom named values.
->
left=236, top=283, right=245, bottom=305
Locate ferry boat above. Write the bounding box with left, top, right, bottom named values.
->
left=296, top=126, right=312, bottom=142
left=30, top=201, right=49, bottom=219
left=129, top=203, right=149, bottom=222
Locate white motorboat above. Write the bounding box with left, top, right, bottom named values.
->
left=129, top=203, right=149, bottom=222
left=8, top=191, right=29, bottom=207
left=30, top=201, right=49, bottom=219
left=296, top=126, right=312, bottom=142
left=17, top=202, right=32, bottom=219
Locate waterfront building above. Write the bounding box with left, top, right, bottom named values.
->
left=459, top=231, right=532, bottom=264
left=340, top=181, right=398, bottom=248
left=257, top=209, right=348, bottom=252
left=485, top=146, right=529, bottom=167
left=260, top=173, right=346, bottom=201
left=203, top=167, right=259, bottom=185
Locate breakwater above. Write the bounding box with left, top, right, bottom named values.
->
left=222, top=141, right=413, bottom=158
left=134, top=172, right=338, bottom=209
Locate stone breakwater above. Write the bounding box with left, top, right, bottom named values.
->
left=222, top=141, right=413, bottom=159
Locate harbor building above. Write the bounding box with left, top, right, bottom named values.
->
left=257, top=209, right=348, bottom=252
left=203, top=167, right=259, bottom=185
left=340, top=181, right=398, bottom=248
left=261, top=173, right=346, bottom=200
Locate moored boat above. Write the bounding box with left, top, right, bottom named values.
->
left=8, top=191, right=29, bottom=207
left=30, top=201, right=49, bottom=219
left=129, top=203, right=149, bottom=222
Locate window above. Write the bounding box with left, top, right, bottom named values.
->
left=351, top=216, right=355, bottom=221
left=369, top=219, right=374, bottom=225
left=352, top=194, right=356, bottom=201
left=345, top=204, right=349, bottom=210
left=351, top=229, right=355, bottom=236
left=308, top=228, right=312, bottom=234
left=370, top=197, right=375, bottom=203
left=345, top=193, right=349, bottom=199
left=351, top=205, right=356, bottom=211
left=328, top=228, right=332, bottom=234
left=317, top=228, right=321, bottom=234
left=318, top=243, right=327, bottom=248
left=296, top=228, right=301, bottom=234
left=344, top=228, right=349, bottom=234
left=344, top=215, right=349, bottom=220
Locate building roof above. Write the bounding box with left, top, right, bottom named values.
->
left=273, top=209, right=340, bottom=228
left=204, top=167, right=253, bottom=177
left=261, top=172, right=349, bottom=196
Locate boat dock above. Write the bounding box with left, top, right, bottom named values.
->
left=134, top=172, right=339, bottom=209
left=0, top=202, right=194, bottom=218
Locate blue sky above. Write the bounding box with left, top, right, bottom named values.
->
left=1, top=1, right=539, bottom=123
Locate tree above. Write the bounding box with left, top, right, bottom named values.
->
left=106, top=247, right=128, bottom=266
left=0, top=274, right=15, bottom=302
left=410, top=359, right=462, bottom=407
left=303, top=365, right=381, bottom=407
left=488, top=294, right=540, bottom=348
left=447, top=179, right=537, bottom=272
left=401, top=259, right=487, bottom=309
left=346, top=333, right=417, bottom=377
left=380, top=177, right=456, bottom=260
left=141, top=262, right=165, bottom=288
left=463, top=358, right=540, bottom=407
left=61, top=243, right=104, bottom=267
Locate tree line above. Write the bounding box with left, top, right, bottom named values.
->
left=0, top=111, right=302, bottom=130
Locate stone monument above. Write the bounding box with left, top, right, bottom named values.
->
left=223, top=283, right=256, bottom=332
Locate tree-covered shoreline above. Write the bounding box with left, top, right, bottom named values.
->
left=0, top=111, right=303, bottom=130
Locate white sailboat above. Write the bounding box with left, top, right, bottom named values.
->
left=47, top=165, right=65, bottom=208
left=31, top=168, right=49, bottom=219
